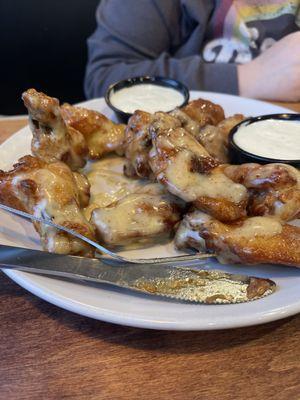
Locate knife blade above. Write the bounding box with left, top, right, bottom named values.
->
left=0, top=244, right=276, bottom=304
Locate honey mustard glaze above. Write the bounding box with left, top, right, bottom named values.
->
left=12, top=167, right=91, bottom=253
left=83, top=157, right=153, bottom=218
left=164, top=150, right=247, bottom=203
left=232, top=217, right=283, bottom=238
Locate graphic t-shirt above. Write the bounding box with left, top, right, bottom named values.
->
left=86, top=0, right=300, bottom=97
left=203, top=0, right=300, bottom=64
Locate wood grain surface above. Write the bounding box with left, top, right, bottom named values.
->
left=0, top=102, right=300, bottom=400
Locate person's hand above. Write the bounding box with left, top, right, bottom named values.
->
left=238, top=32, right=300, bottom=101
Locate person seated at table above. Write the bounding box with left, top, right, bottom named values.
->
left=84, top=0, right=300, bottom=102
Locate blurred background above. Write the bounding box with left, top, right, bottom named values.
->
left=0, top=0, right=99, bottom=114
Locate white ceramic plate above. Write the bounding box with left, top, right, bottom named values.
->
left=1, top=91, right=299, bottom=331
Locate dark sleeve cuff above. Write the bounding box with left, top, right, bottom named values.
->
left=202, top=63, right=239, bottom=95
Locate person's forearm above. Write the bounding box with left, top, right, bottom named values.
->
left=237, top=32, right=300, bottom=102
left=84, top=53, right=238, bottom=99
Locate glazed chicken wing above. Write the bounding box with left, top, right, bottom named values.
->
left=123, top=110, right=154, bottom=178
left=224, top=163, right=300, bottom=221
left=123, top=99, right=237, bottom=177
left=171, top=109, right=244, bottom=163
left=61, top=103, right=125, bottom=159
left=170, top=108, right=201, bottom=137
left=181, top=98, right=225, bottom=127
left=22, top=89, right=88, bottom=170
left=0, top=156, right=95, bottom=256
left=82, top=156, right=167, bottom=219
left=92, top=192, right=183, bottom=246
left=196, top=114, right=245, bottom=163
left=149, top=113, right=248, bottom=222
left=175, top=210, right=300, bottom=267
left=123, top=110, right=181, bottom=178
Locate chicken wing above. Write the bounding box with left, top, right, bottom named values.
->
left=181, top=98, right=225, bottom=127
left=123, top=100, right=237, bottom=177
left=196, top=114, right=245, bottom=163
left=83, top=156, right=159, bottom=219
left=175, top=210, right=300, bottom=267
left=171, top=109, right=244, bottom=163
left=22, top=89, right=87, bottom=170
left=224, top=163, right=300, bottom=221
left=123, top=110, right=154, bottom=178
left=61, top=103, right=125, bottom=159
left=170, top=108, right=201, bottom=137
left=92, top=192, right=183, bottom=247
left=0, top=156, right=95, bottom=257
left=123, top=110, right=182, bottom=178
left=149, top=113, right=248, bottom=222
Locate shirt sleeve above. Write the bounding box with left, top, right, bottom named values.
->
left=84, top=0, right=239, bottom=99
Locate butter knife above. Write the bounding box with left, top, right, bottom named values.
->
left=0, top=244, right=276, bottom=304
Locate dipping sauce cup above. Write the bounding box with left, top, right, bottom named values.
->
left=105, top=76, right=190, bottom=123
left=228, top=113, right=300, bottom=167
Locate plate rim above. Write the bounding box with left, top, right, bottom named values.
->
left=3, top=268, right=300, bottom=330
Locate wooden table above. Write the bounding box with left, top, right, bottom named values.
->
left=1, top=102, right=300, bottom=400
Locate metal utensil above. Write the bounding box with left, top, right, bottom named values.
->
left=0, top=244, right=276, bottom=304
left=0, top=203, right=214, bottom=265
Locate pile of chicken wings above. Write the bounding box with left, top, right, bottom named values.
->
left=0, top=88, right=299, bottom=267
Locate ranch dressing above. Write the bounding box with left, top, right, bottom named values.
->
left=110, top=84, right=185, bottom=113
left=234, top=119, right=300, bottom=160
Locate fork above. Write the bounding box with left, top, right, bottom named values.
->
left=0, top=203, right=214, bottom=265
left=0, top=204, right=276, bottom=304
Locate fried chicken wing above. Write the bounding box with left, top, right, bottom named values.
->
left=181, top=98, right=225, bottom=127
left=123, top=99, right=237, bottom=178
left=0, top=156, right=95, bottom=256
left=92, top=192, right=183, bottom=246
left=123, top=110, right=154, bottom=178
left=224, top=163, right=300, bottom=221
left=22, top=89, right=87, bottom=170
left=61, top=103, right=125, bottom=159
left=217, top=114, right=245, bottom=136
left=196, top=114, right=245, bottom=163
left=123, top=110, right=181, bottom=178
left=170, top=108, right=201, bottom=136
left=175, top=210, right=300, bottom=267
left=149, top=113, right=248, bottom=222
left=171, top=109, right=244, bottom=163
left=83, top=156, right=157, bottom=219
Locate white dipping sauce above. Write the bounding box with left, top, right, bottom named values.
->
left=234, top=119, right=300, bottom=160
left=110, top=84, right=185, bottom=113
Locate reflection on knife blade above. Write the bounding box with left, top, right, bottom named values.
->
left=134, top=268, right=275, bottom=304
